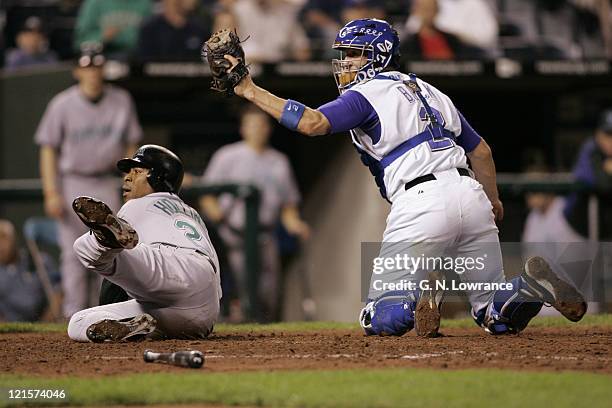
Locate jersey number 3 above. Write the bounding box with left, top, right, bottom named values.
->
left=418, top=107, right=455, bottom=152
left=175, top=220, right=202, bottom=242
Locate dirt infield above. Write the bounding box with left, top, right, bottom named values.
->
left=1, top=325, right=610, bottom=377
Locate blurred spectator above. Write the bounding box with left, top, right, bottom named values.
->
left=34, top=46, right=143, bottom=318
left=208, top=0, right=238, bottom=32
left=401, top=0, right=485, bottom=59
left=522, top=184, right=585, bottom=243
left=341, top=0, right=386, bottom=23
left=300, top=0, right=385, bottom=58
left=137, top=0, right=208, bottom=60
left=232, top=0, right=311, bottom=63
left=570, top=0, right=612, bottom=58
left=51, top=0, right=84, bottom=60
left=564, top=108, right=612, bottom=240
left=199, top=105, right=309, bottom=321
left=0, top=220, right=57, bottom=322
left=4, top=17, right=58, bottom=71
left=520, top=166, right=598, bottom=316
left=406, top=0, right=498, bottom=55
left=498, top=0, right=610, bottom=59
left=74, top=0, right=153, bottom=58
left=301, top=0, right=343, bottom=58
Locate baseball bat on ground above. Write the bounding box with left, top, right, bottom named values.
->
left=143, top=349, right=204, bottom=368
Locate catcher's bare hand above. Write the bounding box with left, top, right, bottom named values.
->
left=491, top=198, right=504, bottom=222
left=224, top=54, right=254, bottom=98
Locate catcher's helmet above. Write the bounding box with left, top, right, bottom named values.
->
left=332, top=18, right=400, bottom=93
left=117, top=145, right=184, bottom=193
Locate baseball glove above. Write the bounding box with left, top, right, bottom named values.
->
left=201, top=28, right=249, bottom=97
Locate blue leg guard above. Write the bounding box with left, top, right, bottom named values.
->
left=473, top=276, right=544, bottom=335
left=359, top=291, right=416, bottom=336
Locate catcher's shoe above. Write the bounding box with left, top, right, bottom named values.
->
left=72, top=196, right=138, bottom=249
left=86, top=314, right=157, bottom=343
left=523, top=256, right=587, bottom=322
left=415, top=271, right=445, bottom=338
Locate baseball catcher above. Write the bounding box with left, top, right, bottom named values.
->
left=201, top=20, right=587, bottom=337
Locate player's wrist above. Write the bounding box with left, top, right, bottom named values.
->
left=239, top=78, right=256, bottom=100
left=279, top=99, right=306, bottom=131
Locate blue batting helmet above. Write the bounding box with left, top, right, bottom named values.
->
left=332, top=18, right=400, bottom=93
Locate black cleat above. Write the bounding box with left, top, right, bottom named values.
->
left=523, top=256, right=587, bottom=322
left=72, top=196, right=138, bottom=249
left=86, top=314, right=157, bottom=343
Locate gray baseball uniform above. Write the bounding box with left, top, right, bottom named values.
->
left=35, top=84, right=142, bottom=318
left=203, top=141, right=300, bottom=312
left=68, top=192, right=221, bottom=341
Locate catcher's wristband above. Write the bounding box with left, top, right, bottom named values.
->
left=280, top=100, right=306, bottom=131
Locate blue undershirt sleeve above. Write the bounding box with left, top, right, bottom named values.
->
left=457, top=111, right=483, bottom=153
left=317, top=90, right=376, bottom=134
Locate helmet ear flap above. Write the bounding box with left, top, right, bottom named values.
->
left=145, top=167, right=159, bottom=192
left=146, top=167, right=171, bottom=192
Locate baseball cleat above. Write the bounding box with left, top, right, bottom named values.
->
left=72, top=196, right=138, bottom=249
left=523, top=256, right=587, bottom=322
left=415, top=271, right=445, bottom=338
left=86, top=313, right=157, bottom=343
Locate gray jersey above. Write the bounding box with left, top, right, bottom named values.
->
left=34, top=84, right=143, bottom=175
left=118, top=192, right=220, bottom=274
left=69, top=192, right=222, bottom=341
left=203, top=141, right=301, bottom=229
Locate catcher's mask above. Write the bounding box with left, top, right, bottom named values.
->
left=117, top=145, right=184, bottom=193
left=332, top=18, right=400, bottom=94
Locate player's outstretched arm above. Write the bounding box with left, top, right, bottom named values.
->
left=227, top=56, right=331, bottom=137
left=467, top=139, right=504, bottom=221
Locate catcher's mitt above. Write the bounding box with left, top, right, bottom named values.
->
left=201, top=28, right=249, bottom=97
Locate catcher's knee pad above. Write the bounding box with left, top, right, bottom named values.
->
left=359, top=291, right=416, bottom=336
left=473, top=276, right=543, bottom=335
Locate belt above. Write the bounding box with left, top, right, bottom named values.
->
left=404, top=168, right=471, bottom=191
left=150, top=242, right=217, bottom=274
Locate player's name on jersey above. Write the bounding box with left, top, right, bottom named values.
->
left=151, top=198, right=206, bottom=230
left=371, top=279, right=514, bottom=292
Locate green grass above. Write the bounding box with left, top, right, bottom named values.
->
left=1, top=369, right=610, bottom=407
left=441, top=313, right=612, bottom=329
left=1, top=317, right=610, bottom=407
left=2, top=314, right=611, bottom=335
left=0, top=322, right=66, bottom=334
